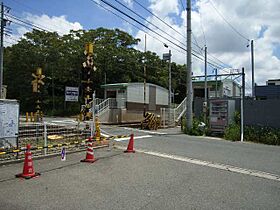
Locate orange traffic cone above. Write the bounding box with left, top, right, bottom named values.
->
left=124, top=133, right=135, bottom=153
left=16, top=144, right=40, bottom=179
left=81, top=137, right=97, bottom=163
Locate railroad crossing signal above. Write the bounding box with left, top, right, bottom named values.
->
left=84, top=43, right=93, bottom=56
left=31, top=68, right=45, bottom=93
left=31, top=67, right=45, bottom=122
left=81, top=42, right=96, bottom=120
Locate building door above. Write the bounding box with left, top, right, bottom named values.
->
left=149, top=85, right=156, bottom=111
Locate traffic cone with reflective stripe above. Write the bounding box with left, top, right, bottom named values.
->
left=16, top=144, right=40, bottom=179
left=81, top=137, right=97, bottom=163
left=124, top=133, right=135, bottom=153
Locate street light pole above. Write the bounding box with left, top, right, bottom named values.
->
left=204, top=45, right=207, bottom=123
left=186, top=0, right=193, bottom=129
left=168, top=49, right=172, bottom=110
left=250, top=40, right=255, bottom=99
left=143, top=34, right=147, bottom=116
left=0, top=3, right=4, bottom=99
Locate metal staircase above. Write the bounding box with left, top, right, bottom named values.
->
left=160, top=97, right=187, bottom=127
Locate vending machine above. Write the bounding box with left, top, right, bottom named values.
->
left=209, top=99, right=235, bottom=133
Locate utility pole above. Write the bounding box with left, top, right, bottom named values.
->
left=250, top=40, right=255, bottom=99
left=104, top=72, right=107, bottom=99
left=241, top=67, right=245, bottom=142
left=204, top=45, right=207, bottom=123
left=215, top=68, right=218, bottom=98
left=168, top=49, right=172, bottom=126
left=0, top=2, right=4, bottom=99
left=143, top=34, right=147, bottom=116
left=186, top=0, right=193, bottom=129
left=168, top=50, right=171, bottom=108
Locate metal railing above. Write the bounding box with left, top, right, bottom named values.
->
left=0, top=121, right=91, bottom=162
left=160, top=97, right=187, bottom=127
left=95, top=98, right=126, bottom=116
left=174, top=97, right=187, bottom=121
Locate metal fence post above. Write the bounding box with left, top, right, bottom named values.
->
left=163, top=108, right=165, bottom=127
left=173, top=109, right=176, bottom=126
left=43, top=122, right=47, bottom=155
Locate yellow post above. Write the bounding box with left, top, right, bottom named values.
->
left=30, top=112, right=34, bottom=122
left=95, top=116, right=101, bottom=139
left=26, top=112, right=29, bottom=122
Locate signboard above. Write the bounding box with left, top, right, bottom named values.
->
left=65, top=86, right=79, bottom=102
left=163, top=53, right=171, bottom=61
left=0, top=99, right=19, bottom=148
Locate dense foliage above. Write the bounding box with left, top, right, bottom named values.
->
left=224, top=124, right=280, bottom=145
left=3, top=28, right=187, bottom=115
left=224, top=112, right=280, bottom=145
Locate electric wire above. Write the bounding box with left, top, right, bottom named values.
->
left=6, top=13, right=53, bottom=33
left=209, top=0, right=249, bottom=41
left=114, top=0, right=187, bottom=52
left=128, top=0, right=230, bottom=68
left=90, top=0, right=186, bottom=56
left=198, top=7, right=206, bottom=46
left=179, top=0, right=185, bottom=11
left=132, top=0, right=186, bottom=39
left=93, top=0, right=225, bottom=69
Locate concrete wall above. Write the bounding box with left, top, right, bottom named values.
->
left=121, top=110, right=144, bottom=123
left=244, top=99, right=280, bottom=128
left=194, top=97, right=280, bottom=128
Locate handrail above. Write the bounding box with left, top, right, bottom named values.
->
left=174, top=97, right=187, bottom=121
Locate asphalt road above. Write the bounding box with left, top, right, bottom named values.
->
left=1, top=123, right=279, bottom=209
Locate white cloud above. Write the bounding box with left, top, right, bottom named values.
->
left=5, top=14, right=83, bottom=47
left=123, top=0, right=133, bottom=8
left=25, top=14, right=83, bottom=35
left=134, top=0, right=280, bottom=87
left=149, top=0, right=179, bottom=17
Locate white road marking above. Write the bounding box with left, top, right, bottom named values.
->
left=115, top=146, right=280, bottom=182
left=51, top=120, right=77, bottom=124
left=114, top=135, right=152, bottom=142
left=123, top=127, right=167, bottom=135
left=101, top=133, right=110, bottom=138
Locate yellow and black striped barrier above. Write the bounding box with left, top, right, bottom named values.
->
left=141, top=112, right=160, bottom=130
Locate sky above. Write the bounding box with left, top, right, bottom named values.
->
left=3, top=0, right=280, bottom=92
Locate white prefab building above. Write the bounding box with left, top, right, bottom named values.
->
left=101, top=83, right=168, bottom=111
left=193, top=79, right=241, bottom=99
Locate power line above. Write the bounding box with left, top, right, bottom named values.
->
left=198, top=7, right=206, bottom=45
left=6, top=14, right=53, bottom=33
left=114, top=0, right=187, bottom=52
left=179, top=0, right=185, bottom=11
left=93, top=0, right=226, bottom=69
left=209, top=0, right=249, bottom=41
left=192, top=32, right=203, bottom=55
left=132, top=0, right=230, bottom=69
left=4, top=40, right=16, bottom=45
left=207, top=51, right=231, bottom=68
left=132, top=0, right=186, bottom=39
left=90, top=0, right=186, bottom=56
left=5, top=0, right=75, bottom=30
left=8, top=0, right=44, bottom=15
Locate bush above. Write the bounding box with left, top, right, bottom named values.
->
left=244, top=126, right=280, bottom=145
left=224, top=124, right=280, bottom=145
left=224, top=123, right=240, bottom=141
left=181, top=117, right=205, bottom=136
